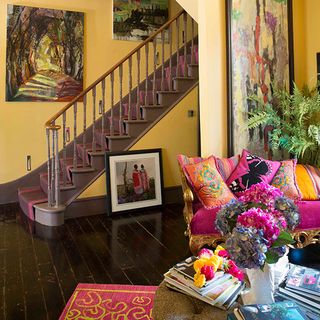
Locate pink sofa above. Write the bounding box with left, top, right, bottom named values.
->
left=178, top=155, right=320, bottom=255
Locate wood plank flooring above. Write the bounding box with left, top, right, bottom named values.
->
left=0, top=203, right=319, bottom=320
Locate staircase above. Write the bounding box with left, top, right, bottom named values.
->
left=17, top=10, right=199, bottom=226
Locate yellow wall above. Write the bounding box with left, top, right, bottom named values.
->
left=198, top=0, right=227, bottom=158
left=303, top=0, right=320, bottom=87
left=292, top=0, right=306, bottom=88
left=78, top=86, right=199, bottom=198
left=176, top=0, right=198, bottom=22
left=0, top=0, right=187, bottom=184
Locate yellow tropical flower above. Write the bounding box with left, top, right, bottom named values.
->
left=194, top=272, right=206, bottom=288
left=193, top=258, right=206, bottom=272
left=208, top=255, right=223, bottom=271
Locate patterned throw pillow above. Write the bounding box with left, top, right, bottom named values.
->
left=184, top=157, right=236, bottom=209
left=295, top=163, right=320, bottom=200
left=271, top=160, right=301, bottom=200
left=214, top=154, right=240, bottom=181
left=226, top=150, right=281, bottom=194
left=177, top=154, right=239, bottom=182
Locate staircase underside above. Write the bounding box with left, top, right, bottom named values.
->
left=16, top=51, right=199, bottom=226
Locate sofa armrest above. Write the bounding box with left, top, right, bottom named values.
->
left=183, top=186, right=195, bottom=226
left=178, top=165, right=195, bottom=234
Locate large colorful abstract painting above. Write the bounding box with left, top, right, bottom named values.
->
left=113, top=0, right=169, bottom=41
left=6, top=5, right=84, bottom=102
left=227, top=0, right=293, bottom=157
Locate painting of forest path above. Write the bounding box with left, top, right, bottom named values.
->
left=6, top=5, right=84, bottom=102
left=113, top=0, right=168, bottom=41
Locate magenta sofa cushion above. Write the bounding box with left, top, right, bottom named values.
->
left=190, top=200, right=320, bottom=235
left=190, top=206, right=221, bottom=235
left=296, top=201, right=320, bottom=230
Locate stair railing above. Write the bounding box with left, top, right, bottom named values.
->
left=45, top=9, right=198, bottom=208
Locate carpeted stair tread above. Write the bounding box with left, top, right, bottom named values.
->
left=76, top=143, right=105, bottom=164
left=60, top=157, right=92, bottom=181
left=18, top=186, right=47, bottom=220
left=39, top=173, right=76, bottom=194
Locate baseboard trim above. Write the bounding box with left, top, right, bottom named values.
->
left=65, top=185, right=183, bottom=219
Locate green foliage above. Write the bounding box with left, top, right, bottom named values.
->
left=271, top=231, right=295, bottom=248
left=247, top=83, right=320, bottom=166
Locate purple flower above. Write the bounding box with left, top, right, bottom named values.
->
left=215, top=183, right=300, bottom=269
left=275, top=197, right=300, bottom=230
left=226, top=226, right=268, bottom=269
left=215, top=199, right=246, bottom=235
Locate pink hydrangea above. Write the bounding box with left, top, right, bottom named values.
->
left=238, top=182, right=283, bottom=210
left=237, top=207, right=280, bottom=245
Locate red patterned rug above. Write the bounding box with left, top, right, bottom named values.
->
left=59, top=284, right=157, bottom=320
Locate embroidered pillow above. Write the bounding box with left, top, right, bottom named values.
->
left=295, top=164, right=320, bottom=200
left=214, top=155, right=240, bottom=181
left=226, top=150, right=281, bottom=194
left=184, top=157, right=236, bottom=209
left=271, top=160, right=301, bottom=200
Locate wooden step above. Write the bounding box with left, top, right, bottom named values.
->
left=18, top=186, right=47, bottom=220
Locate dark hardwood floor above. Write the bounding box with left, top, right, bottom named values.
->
left=0, top=203, right=319, bottom=320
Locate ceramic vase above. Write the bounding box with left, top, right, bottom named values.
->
left=241, top=250, right=289, bottom=305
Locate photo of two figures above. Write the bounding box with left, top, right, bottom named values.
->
left=116, top=158, right=156, bottom=204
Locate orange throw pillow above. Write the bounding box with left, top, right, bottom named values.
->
left=296, top=164, right=320, bottom=200
left=184, top=157, right=236, bottom=209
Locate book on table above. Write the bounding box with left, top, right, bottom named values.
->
left=274, top=293, right=320, bottom=320
left=164, top=256, right=245, bottom=310
left=232, top=301, right=308, bottom=320
left=165, top=272, right=245, bottom=310
left=273, top=264, right=320, bottom=317
left=277, top=286, right=320, bottom=310
left=286, top=264, right=320, bottom=297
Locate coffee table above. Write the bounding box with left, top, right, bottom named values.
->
left=153, top=281, right=239, bottom=320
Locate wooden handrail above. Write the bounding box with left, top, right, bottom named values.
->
left=45, top=9, right=186, bottom=129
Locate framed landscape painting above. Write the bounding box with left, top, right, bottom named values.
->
left=226, top=0, right=294, bottom=157
left=105, top=149, right=163, bottom=215
left=113, top=0, right=169, bottom=41
left=6, top=5, right=84, bottom=102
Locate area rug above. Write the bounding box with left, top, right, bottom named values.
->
left=59, top=283, right=158, bottom=320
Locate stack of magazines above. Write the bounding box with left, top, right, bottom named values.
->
left=274, top=264, right=320, bottom=319
left=228, top=301, right=309, bottom=320
left=164, top=256, right=245, bottom=310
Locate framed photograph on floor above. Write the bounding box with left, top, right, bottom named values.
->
left=105, top=149, right=163, bottom=216
left=226, top=0, right=294, bottom=157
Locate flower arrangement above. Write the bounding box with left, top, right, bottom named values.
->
left=193, top=246, right=244, bottom=288
left=215, top=183, right=300, bottom=269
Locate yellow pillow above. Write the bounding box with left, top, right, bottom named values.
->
left=296, top=164, right=319, bottom=200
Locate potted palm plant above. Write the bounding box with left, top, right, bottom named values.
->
left=247, top=83, right=320, bottom=166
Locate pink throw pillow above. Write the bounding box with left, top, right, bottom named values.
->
left=271, top=159, right=301, bottom=200
left=226, top=150, right=281, bottom=194
left=214, top=155, right=240, bottom=181
left=184, top=157, right=236, bottom=209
